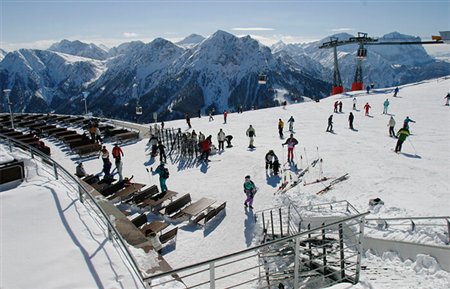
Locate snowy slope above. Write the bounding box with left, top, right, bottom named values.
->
left=2, top=77, right=449, bottom=288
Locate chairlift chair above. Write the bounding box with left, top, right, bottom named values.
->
left=258, top=73, right=267, bottom=85
left=136, top=105, right=143, bottom=115
left=356, top=48, right=367, bottom=59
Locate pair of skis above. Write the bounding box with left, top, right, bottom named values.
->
left=315, top=173, right=349, bottom=195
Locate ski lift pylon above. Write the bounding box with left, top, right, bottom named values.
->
left=136, top=105, right=143, bottom=115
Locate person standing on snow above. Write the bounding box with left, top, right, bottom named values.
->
left=394, top=127, right=410, bottom=153
left=352, top=97, right=357, bottom=110
left=223, top=110, right=228, bottom=124
left=283, top=134, right=299, bottom=163
left=287, top=116, right=295, bottom=132
left=388, top=116, right=396, bottom=138
left=393, top=87, right=399, bottom=97
left=157, top=141, right=167, bottom=163
left=112, top=143, right=124, bottom=181
left=364, top=102, right=371, bottom=116
left=265, top=150, right=277, bottom=172
left=334, top=101, right=339, bottom=113
left=338, top=101, right=343, bottom=113
left=383, top=99, right=390, bottom=114
left=243, top=175, right=257, bottom=209
left=403, top=116, right=416, bottom=130
left=152, top=163, right=169, bottom=193
left=246, top=125, right=256, bottom=149
left=326, top=115, right=333, bottom=132
left=217, top=129, right=226, bottom=151
left=348, top=112, right=354, bottom=130
left=200, top=135, right=212, bottom=161
left=278, top=119, right=284, bottom=139
left=99, top=146, right=110, bottom=166
left=445, top=93, right=450, bottom=106
left=185, top=112, right=192, bottom=129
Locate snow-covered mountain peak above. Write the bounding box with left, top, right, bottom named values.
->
left=48, top=39, right=108, bottom=60
left=176, top=34, right=205, bottom=48
left=0, top=48, right=7, bottom=61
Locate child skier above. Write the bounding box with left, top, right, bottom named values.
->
left=243, top=175, right=257, bottom=209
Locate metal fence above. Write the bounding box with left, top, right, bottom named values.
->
left=143, top=212, right=368, bottom=288
left=365, top=216, right=450, bottom=244
left=0, top=133, right=147, bottom=288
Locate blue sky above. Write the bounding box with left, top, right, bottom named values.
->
left=1, top=0, right=449, bottom=52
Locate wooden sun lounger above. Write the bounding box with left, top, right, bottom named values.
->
left=140, top=221, right=169, bottom=237
left=108, top=183, right=146, bottom=202
left=159, top=227, right=178, bottom=244
left=159, top=194, right=191, bottom=217
left=195, top=202, right=227, bottom=226
left=72, top=143, right=101, bottom=156
left=131, top=213, right=148, bottom=228
left=181, top=197, right=216, bottom=219
left=139, top=190, right=178, bottom=209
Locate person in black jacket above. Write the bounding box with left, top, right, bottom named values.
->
left=348, top=112, right=354, bottom=130
left=157, top=141, right=167, bottom=163
left=326, top=115, right=333, bottom=132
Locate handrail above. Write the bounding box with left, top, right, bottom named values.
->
left=366, top=216, right=450, bottom=221
left=0, top=133, right=147, bottom=287
left=144, top=211, right=369, bottom=281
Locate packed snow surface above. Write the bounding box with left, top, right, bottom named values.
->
left=1, top=77, right=449, bottom=288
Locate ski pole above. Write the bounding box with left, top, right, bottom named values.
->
left=407, top=138, right=418, bottom=155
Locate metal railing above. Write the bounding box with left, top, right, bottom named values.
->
left=365, top=216, right=450, bottom=244
left=143, top=212, right=369, bottom=288
left=0, top=133, right=147, bottom=288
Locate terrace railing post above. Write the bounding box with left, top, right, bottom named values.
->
left=53, top=162, right=58, bottom=180
left=270, top=210, right=275, bottom=239
left=279, top=208, right=283, bottom=237
left=209, top=262, right=216, bottom=289
left=307, top=223, right=312, bottom=267
left=78, top=184, right=84, bottom=203
left=355, top=218, right=365, bottom=283
left=338, top=223, right=345, bottom=280
left=287, top=205, right=291, bottom=235
left=294, top=236, right=300, bottom=287
left=108, top=215, right=115, bottom=241
left=29, top=147, right=34, bottom=159
left=322, top=223, right=327, bottom=267
left=447, top=219, right=450, bottom=244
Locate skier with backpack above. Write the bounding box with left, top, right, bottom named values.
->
left=243, top=175, right=257, bottom=209
left=283, top=134, right=299, bottom=163
left=152, top=163, right=169, bottom=193
left=394, top=127, right=410, bottom=153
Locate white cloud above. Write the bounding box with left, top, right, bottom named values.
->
left=123, top=32, right=138, bottom=38
left=330, top=28, right=354, bottom=32
left=232, top=27, right=275, bottom=31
